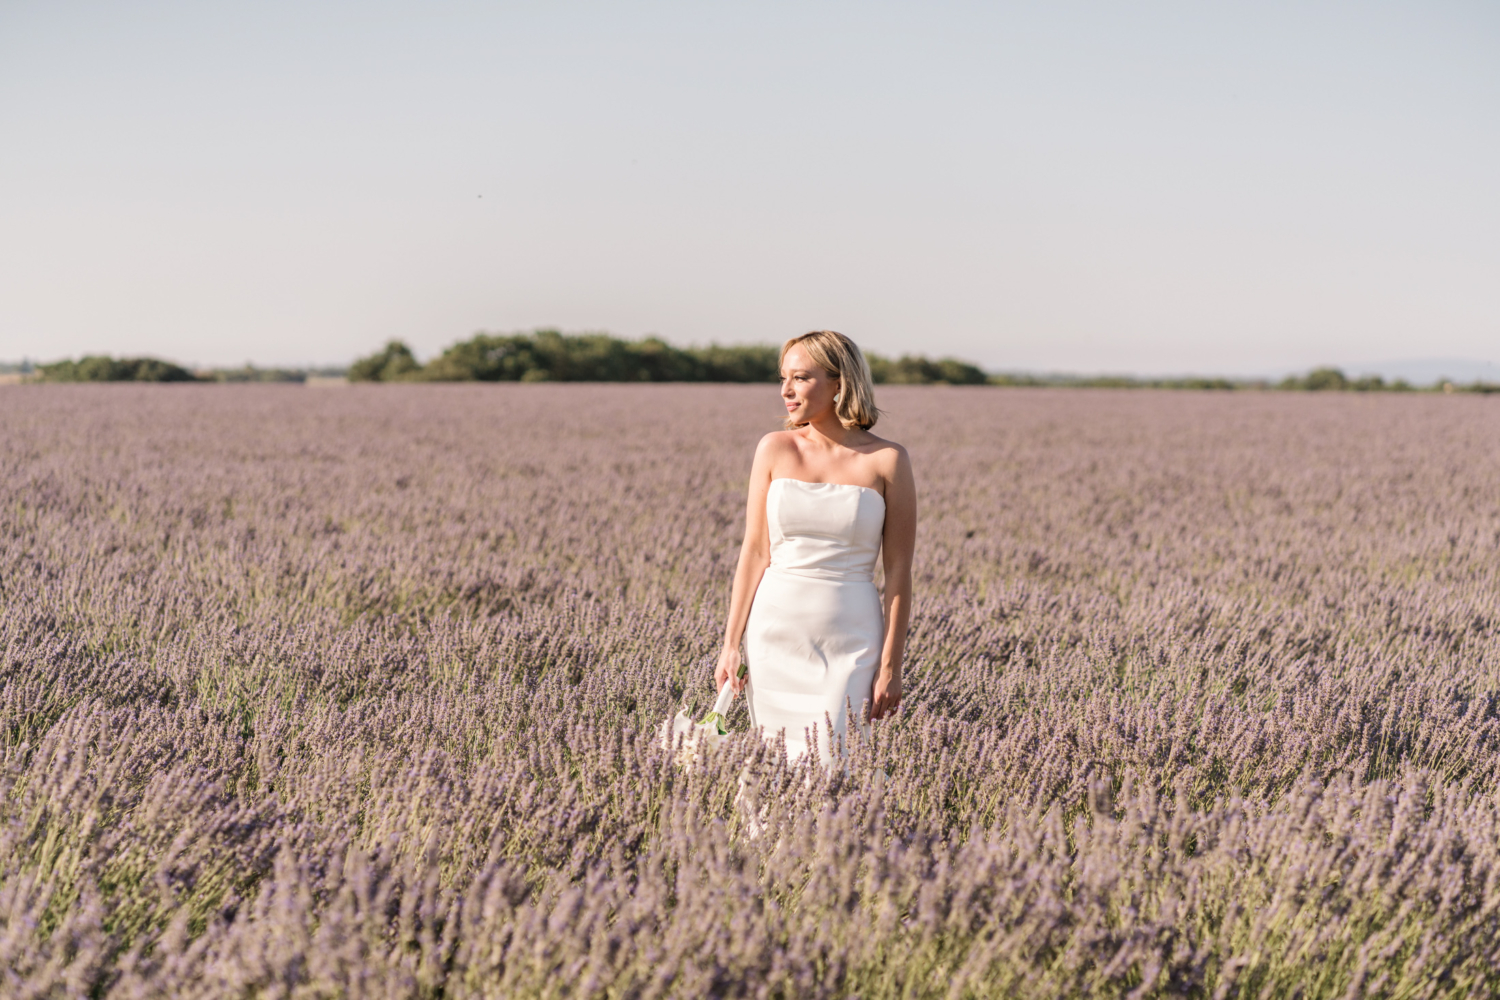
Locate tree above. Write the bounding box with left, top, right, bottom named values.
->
left=349, top=341, right=422, bottom=382
left=37, top=356, right=199, bottom=382
left=866, top=354, right=988, bottom=385
left=1279, top=367, right=1350, bottom=391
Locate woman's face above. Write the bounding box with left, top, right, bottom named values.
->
left=780, top=345, right=839, bottom=423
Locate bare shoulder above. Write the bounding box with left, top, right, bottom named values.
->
left=860, top=432, right=910, bottom=475
left=752, top=430, right=802, bottom=475
left=755, top=429, right=801, bottom=459
left=855, top=434, right=909, bottom=499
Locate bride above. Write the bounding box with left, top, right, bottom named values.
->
left=715, top=330, right=916, bottom=762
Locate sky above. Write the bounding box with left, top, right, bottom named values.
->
left=1, top=1, right=1497, bottom=375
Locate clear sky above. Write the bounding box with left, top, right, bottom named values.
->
left=2, top=1, right=1496, bottom=374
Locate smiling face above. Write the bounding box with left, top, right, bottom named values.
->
left=779, top=344, right=840, bottom=425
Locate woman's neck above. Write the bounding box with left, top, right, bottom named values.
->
left=801, top=413, right=858, bottom=449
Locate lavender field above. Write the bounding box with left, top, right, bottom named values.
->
left=3, top=383, right=1500, bottom=998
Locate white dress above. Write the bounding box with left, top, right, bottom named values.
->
left=745, top=479, right=887, bottom=762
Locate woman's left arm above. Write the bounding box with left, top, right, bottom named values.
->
left=872, top=446, right=916, bottom=721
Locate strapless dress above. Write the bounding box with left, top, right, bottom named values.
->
left=745, top=478, right=886, bottom=761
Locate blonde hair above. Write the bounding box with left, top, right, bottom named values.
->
left=780, top=330, right=880, bottom=431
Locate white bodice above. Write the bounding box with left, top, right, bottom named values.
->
left=766, top=479, right=886, bottom=583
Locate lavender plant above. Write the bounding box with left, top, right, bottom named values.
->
left=2, top=383, right=1499, bottom=997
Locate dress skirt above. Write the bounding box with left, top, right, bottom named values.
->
left=745, top=565, right=883, bottom=762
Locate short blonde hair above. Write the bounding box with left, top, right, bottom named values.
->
left=780, top=330, right=880, bottom=431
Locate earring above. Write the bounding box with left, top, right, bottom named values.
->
left=834, top=393, right=841, bottom=403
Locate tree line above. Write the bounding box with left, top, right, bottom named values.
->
left=16, top=336, right=1499, bottom=392
left=24, top=358, right=348, bottom=383
left=349, top=331, right=991, bottom=385
left=33, top=356, right=201, bottom=382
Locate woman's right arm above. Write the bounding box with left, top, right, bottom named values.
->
left=716, top=434, right=779, bottom=693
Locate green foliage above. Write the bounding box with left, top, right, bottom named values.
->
left=1278, top=368, right=1416, bottom=392
left=420, top=330, right=673, bottom=382
left=420, top=331, right=785, bottom=383
left=212, top=366, right=302, bottom=383
left=356, top=331, right=990, bottom=385
left=36, top=355, right=200, bottom=382
left=1281, top=367, right=1350, bottom=391
left=348, top=340, right=422, bottom=382
left=867, top=354, right=989, bottom=385
left=1151, top=376, right=1239, bottom=390
left=690, top=342, right=782, bottom=382
left=209, top=365, right=347, bottom=383
left=989, top=373, right=1245, bottom=389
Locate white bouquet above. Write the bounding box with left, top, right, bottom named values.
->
left=659, top=680, right=736, bottom=765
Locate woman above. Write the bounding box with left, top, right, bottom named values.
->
left=715, top=330, right=917, bottom=762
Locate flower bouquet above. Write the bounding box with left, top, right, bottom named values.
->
left=659, top=680, right=737, bottom=766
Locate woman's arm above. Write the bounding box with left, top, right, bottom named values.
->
left=871, top=445, right=916, bottom=720
left=716, top=434, right=779, bottom=693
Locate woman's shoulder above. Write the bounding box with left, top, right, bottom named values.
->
left=857, top=433, right=911, bottom=487
left=752, top=430, right=804, bottom=467
left=856, top=431, right=908, bottom=461
left=755, top=429, right=802, bottom=453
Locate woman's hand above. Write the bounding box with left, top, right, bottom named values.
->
left=870, top=670, right=902, bottom=721
left=715, top=644, right=746, bottom=693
